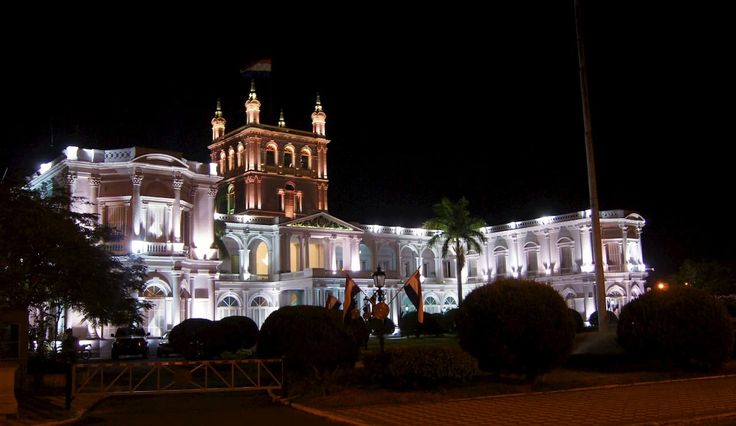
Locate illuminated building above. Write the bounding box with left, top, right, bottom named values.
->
left=30, top=84, right=647, bottom=336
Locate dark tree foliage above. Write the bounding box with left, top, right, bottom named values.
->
left=569, top=308, right=585, bottom=333
left=0, top=182, right=148, bottom=352
left=674, top=259, right=736, bottom=295
left=169, top=318, right=224, bottom=359
left=618, top=286, right=733, bottom=369
left=257, top=306, right=357, bottom=373
left=588, top=310, right=618, bottom=328
left=456, top=279, right=576, bottom=379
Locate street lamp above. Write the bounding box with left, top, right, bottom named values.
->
left=368, top=266, right=391, bottom=355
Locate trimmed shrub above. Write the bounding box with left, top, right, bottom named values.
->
left=257, top=306, right=358, bottom=373
left=169, top=318, right=223, bottom=359
left=441, top=308, right=459, bottom=333
left=346, top=317, right=370, bottom=350
left=422, top=313, right=446, bottom=336
left=569, top=309, right=585, bottom=333
left=618, top=287, right=733, bottom=368
left=218, top=316, right=258, bottom=351
left=362, top=346, right=478, bottom=388
left=588, top=310, right=619, bottom=328
left=456, top=279, right=576, bottom=379
left=368, top=317, right=396, bottom=337
left=398, top=311, right=421, bottom=337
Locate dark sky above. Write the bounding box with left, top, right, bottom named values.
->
left=2, top=3, right=731, bottom=279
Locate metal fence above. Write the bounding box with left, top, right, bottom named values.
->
left=72, top=358, right=283, bottom=396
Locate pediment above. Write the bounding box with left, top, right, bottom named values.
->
left=283, top=212, right=363, bottom=232
left=131, top=153, right=189, bottom=168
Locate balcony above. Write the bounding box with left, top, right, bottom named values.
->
left=104, top=240, right=188, bottom=257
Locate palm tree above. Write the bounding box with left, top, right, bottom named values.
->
left=423, top=197, right=487, bottom=305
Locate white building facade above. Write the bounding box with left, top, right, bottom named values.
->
left=29, top=85, right=647, bottom=336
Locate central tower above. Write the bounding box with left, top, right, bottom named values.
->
left=207, top=84, right=330, bottom=219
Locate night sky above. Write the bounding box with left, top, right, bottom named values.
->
left=2, top=3, right=731, bottom=280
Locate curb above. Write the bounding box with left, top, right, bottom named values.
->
left=632, top=410, right=736, bottom=425
left=267, top=390, right=368, bottom=426
left=32, top=395, right=109, bottom=426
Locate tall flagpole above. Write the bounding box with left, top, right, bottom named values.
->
left=575, top=0, right=608, bottom=331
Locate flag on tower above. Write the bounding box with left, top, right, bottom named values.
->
left=342, top=275, right=362, bottom=323
left=403, top=269, right=423, bottom=323
left=240, top=59, right=272, bottom=78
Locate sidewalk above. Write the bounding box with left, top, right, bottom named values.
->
left=1, top=393, right=103, bottom=426
left=297, top=375, right=736, bottom=425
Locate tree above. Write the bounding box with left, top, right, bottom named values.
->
left=674, top=259, right=736, bottom=295
left=0, top=182, right=149, bottom=353
left=423, top=197, right=486, bottom=304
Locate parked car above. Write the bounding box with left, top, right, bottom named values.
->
left=156, top=332, right=182, bottom=358
left=111, top=327, right=149, bottom=360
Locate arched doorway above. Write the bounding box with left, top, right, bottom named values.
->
left=248, top=295, right=277, bottom=329
left=216, top=293, right=242, bottom=320
left=141, top=280, right=172, bottom=337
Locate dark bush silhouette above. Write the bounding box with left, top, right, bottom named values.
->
left=218, top=316, right=258, bottom=351
left=257, top=306, right=357, bottom=373
left=169, top=318, right=223, bottom=359
left=456, top=279, right=576, bottom=379
left=398, top=311, right=421, bottom=337
left=618, top=287, right=733, bottom=368
left=368, top=317, right=396, bottom=337
left=588, top=310, right=619, bottom=328
left=363, top=346, right=478, bottom=388
left=441, top=308, right=459, bottom=333
left=346, top=317, right=370, bottom=350
left=569, top=308, right=585, bottom=333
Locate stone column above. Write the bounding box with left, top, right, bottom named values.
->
left=620, top=224, right=629, bottom=272
left=209, top=275, right=216, bottom=321
left=131, top=171, right=144, bottom=237
left=171, top=272, right=181, bottom=326
left=88, top=174, right=101, bottom=222
left=636, top=226, right=644, bottom=265
left=207, top=186, right=217, bottom=258
left=172, top=175, right=183, bottom=242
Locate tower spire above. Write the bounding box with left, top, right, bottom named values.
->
left=278, top=108, right=286, bottom=127
left=311, top=92, right=326, bottom=136
left=245, top=79, right=261, bottom=124
left=211, top=98, right=226, bottom=140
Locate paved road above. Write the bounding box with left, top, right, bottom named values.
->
left=73, top=392, right=338, bottom=425
left=324, top=376, right=736, bottom=425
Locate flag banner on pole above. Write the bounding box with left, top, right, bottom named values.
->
left=325, top=294, right=340, bottom=310
left=343, top=275, right=362, bottom=322
left=240, top=59, right=272, bottom=78
left=404, top=269, right=423, bottom=323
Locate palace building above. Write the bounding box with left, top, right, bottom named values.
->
left=29, top=83, right=647, bottom=337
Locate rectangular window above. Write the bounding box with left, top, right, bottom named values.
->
left=284, top=152, right=293, bottom=168
left=301, top=155, right=310, bottom=170
left=266, top=150, right=275, bottom=166
left=495, top=254, right=506, bottom=275
left=526, top=251, right=538, bottom=273
left=422, top=262, right=429, bottom=277
left=560, top=246, right=573, bottom=273
left=468, top=259, right=478, bottom=277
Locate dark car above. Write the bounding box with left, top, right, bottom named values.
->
left=111, top=327, right=149, bottom=360
left=156, top=332, right=181, bottom=358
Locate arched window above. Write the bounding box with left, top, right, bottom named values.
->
left=300, top=148, right=311, bottom=170
left=237, top=143, right=245, bottom=168
left=421, top=249, right=436, bottom=278
left=359, top=243, right=373, bottom=272
left=443, top=296, right=457, bottom=312
left=227, top=184, right=235, bottom=214
left=266, top=143, right=278, bottom=166
left=143, top=284, right=168, bottom=298
left=228, top=146, right=235, bottom=170
left=219, top=150, right=226, bottom=174
left=424, top=295, right=440, bottom=314
left=250, top=296, right=271, bottom=307
left=216, top=294, right=241, bottom=320
left=283, top=145, right=295, bottom=168
left=249, top=295, right=276, bottom=329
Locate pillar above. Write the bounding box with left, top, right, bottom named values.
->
left=131, top=171, right=143, bottom=237
left=209, top=276, right=216, bottom=321
left=172, top=175, right=183, bottom=242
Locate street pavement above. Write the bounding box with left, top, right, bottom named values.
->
left=305, top=375, right=736, bottom=425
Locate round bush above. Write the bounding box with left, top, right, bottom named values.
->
left=368, top=317, right=396, bottom=336
left=169, top=318, right=222, bottom=359
left=257, top=306, right=358, bottom=372
left=618, top=287, right=733, bottom=368
left=569, top=309, right=585, bottom=333
left=218, top=316, right=258, bottom=351
left=456, top=279, right=576, bottom=378
left=588, top=310, right=619, bottom=328
left=398, top=311, right=421, bottom=338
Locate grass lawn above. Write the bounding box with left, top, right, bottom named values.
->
left=296, top=332, right=736, bottom=409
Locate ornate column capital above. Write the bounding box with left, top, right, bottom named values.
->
left=66, top=172, right=77, bottom=186
left=89, top=174, right=101, bottom=187
left=208, top=186, right=218, bottom=198
left=173, top=177, right=184, bottom=190
left=131, top=170, right=144, bottom=186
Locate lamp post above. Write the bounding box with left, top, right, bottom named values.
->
left=368, top=266, right=390, bottom=355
